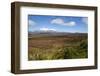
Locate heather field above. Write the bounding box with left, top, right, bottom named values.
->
left=28, top=35, right=88, bottom=60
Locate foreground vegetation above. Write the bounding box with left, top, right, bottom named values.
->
left=28, top=35, right=88, bottom=60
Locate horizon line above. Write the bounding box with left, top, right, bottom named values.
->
left=28, top=30, right=88, bottom=33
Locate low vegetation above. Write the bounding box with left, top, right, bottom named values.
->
left=28, top=35, right=88, bottom=60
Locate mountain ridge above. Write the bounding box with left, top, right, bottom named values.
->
left=28, top=30, right=87, bottom=38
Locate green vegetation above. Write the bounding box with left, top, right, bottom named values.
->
left=28, top=35, right=88, bottom=60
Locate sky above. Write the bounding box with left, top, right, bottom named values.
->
left=28, top=15, right=88, bottom=33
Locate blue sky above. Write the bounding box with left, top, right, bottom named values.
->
left=28, top=15, right=88, bottom=33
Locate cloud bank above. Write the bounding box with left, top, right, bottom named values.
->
left=28, top=19, right=36, bottom=26
left=82, top=17, right=88, bottom=24
left=40, top=27, right=56, bottom=31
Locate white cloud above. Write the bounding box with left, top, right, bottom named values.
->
left=64, top=21, right=76, bottom=26
left=40, top=27, right=56, bottom=31
left=51, top=18, right=76, bottom=26
left=28, top=19, right=36, bottom=26
left=82, top=18, right=88, bottom=24
left=51, top=18, right=64, bottom=24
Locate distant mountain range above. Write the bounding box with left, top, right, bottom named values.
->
left=28, top=30, right=87, bottom=38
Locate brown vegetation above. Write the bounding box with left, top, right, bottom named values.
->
left=28, top=35, right=88, bottom=60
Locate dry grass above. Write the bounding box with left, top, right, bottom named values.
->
left=28, top=36, right=88, bottom=60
